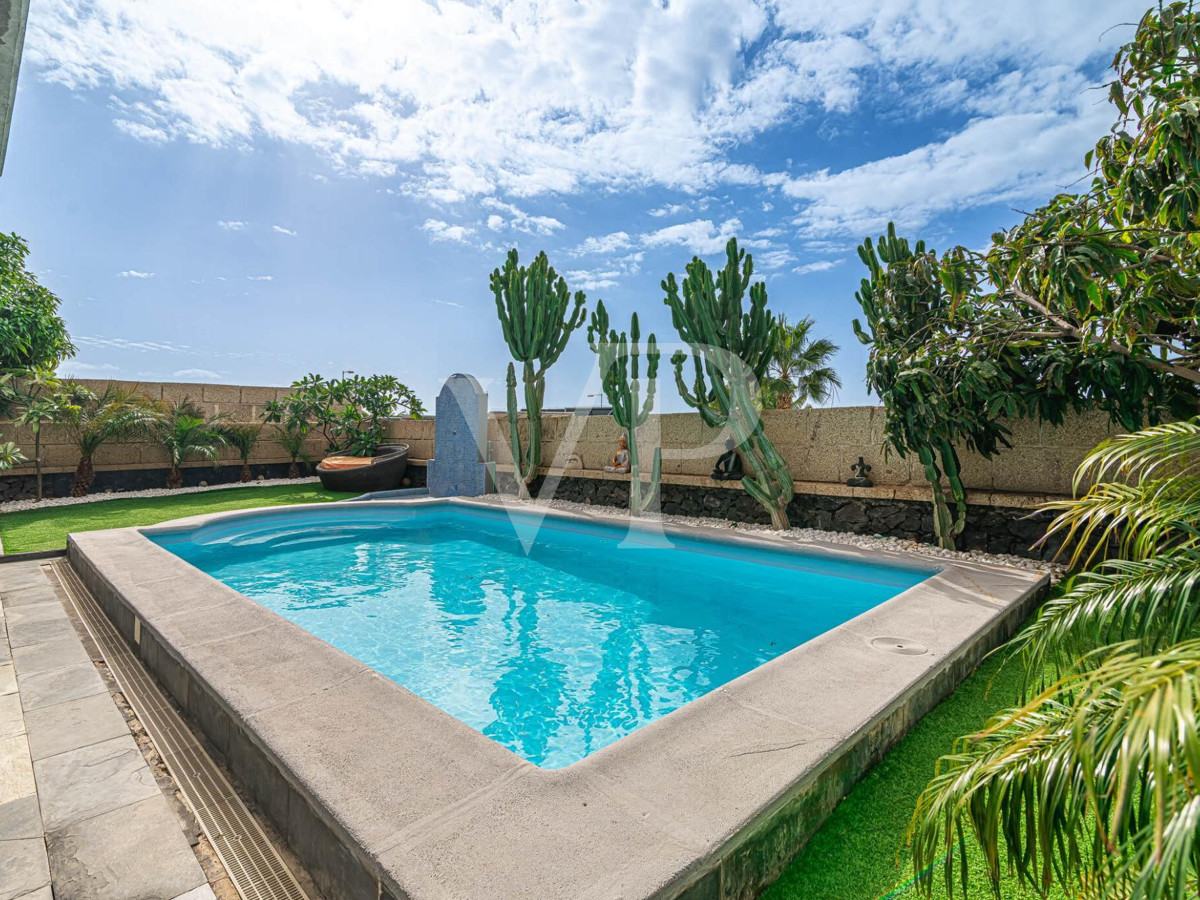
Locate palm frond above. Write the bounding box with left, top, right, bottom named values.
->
left=1072, top=417, right=1200, bottom=494
left=911, top=640, right=1200, bottom=899
left=1040, top=478, right=1200, bottom=567
left=1010, top=550, right=1200, bottom=692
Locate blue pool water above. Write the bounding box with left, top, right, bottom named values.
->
left=150, top=505, right=933, bottom=767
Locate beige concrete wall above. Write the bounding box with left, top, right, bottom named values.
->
left=387, top=406, right=1121, bottom=497
left=1, top=376, right=1120, bottom=495
left=1, top=380, right=327, bottom=476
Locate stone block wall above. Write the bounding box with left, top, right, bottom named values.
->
left=391, top=406, right=1119, bottom=499
left=0, top=380, right=329, bottom=500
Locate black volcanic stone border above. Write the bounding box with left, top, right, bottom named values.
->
left=496, top=473, right=1062, bottom=561
left=0, top=461, right=428, bottom=502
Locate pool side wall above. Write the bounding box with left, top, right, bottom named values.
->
left=66, top=502, right=1048, bottom=900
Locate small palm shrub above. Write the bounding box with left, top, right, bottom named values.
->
left=56, top=384, right=160, bottom=496
left=274, top=425, right=309, bottom=478
left=910, top=417, right=1200, bottom=897
left=221, top=423, right=262, bottom=482
left=153, top=399, right=229, bottom=489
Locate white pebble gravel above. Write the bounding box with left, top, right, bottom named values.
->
left=477, top=495, right=1062, bottom=578
left=0, top=476, right=321, bottom=514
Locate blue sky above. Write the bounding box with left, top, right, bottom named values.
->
left=0, top=0, right=1145, bottom=411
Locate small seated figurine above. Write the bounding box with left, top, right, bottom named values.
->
left=604, top=434, right=631, bottom=473
left=847, top=456, right=874, bottom=487
left=711, top=439, right=744, bottom=481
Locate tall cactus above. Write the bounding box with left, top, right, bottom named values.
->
left=854, top=224, right=968, bottom=549
left=587, top=300, right=661, bottom=516
left=663, top=238, right=794, bottom=530
left=492, top=249, right=587, bottom=500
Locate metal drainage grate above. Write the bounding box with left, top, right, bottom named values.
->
left=50, top=560, right=310, bottom=900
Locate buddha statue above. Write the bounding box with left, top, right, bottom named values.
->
left=847, top=456, right=874, bottom=487
left=604, top=434, right=631, bottom=473
left=711, top=439, right=743, bottom=481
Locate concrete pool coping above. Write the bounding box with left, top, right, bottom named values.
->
left=66, top=497, right=1048, bottom=900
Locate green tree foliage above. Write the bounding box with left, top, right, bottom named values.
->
left=759, top=315, right=841, bottom=410
left=854, top=3, right=1199, bottom=549
left=152, top=399, right=229, bottom=489
left=491, top=249, right=587, bottom=500
left=0, top=233, right=75, bottom=372
left=587, top=300, right=661, bottom=516
left=262, top=373, right=423, bottom=457
left=903, top=11, right=1200, bottom=894
left=664, top=238, right=794, bottom=530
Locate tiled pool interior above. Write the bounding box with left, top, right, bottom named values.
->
left=151, top=506, right=934, bottom=767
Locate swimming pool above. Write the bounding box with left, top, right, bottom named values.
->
left=150, top=504, right=934, bottom=767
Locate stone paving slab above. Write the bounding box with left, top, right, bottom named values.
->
left=12, top=637, right=91, bottom=675
left=17, top=661, right=106, bottom=712
left=25, top=693, right=130, bottom=762
left=45, top=796, right=211, bottom=899
left=0, top=561, right=214, bottom=900
left=0, top=837, right=51, bottom=900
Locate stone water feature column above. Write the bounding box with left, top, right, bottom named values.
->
left=427, top=373, right=489, bottom=497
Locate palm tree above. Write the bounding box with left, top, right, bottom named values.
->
left=221, top=423, right=261, bottom=482
left=274, top=425, right=309, bottom=478
left=57, top=384, right=160, bottom=496
left=909, top=417, right=1200, bottom=898
left=153, top=399, right=229, bottom=488
left=760, top=315, right=840, bottom=409
left=14, top=369, right=65, bottom=500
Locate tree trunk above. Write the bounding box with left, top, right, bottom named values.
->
left=34, top=431, right=43, bottom=501
left=71, top=455, right=94, bottom=497
left=240, top=463, right=252, bottom=482
left=167, top=467, right=183, bottom=489
left=288, top=459, right=300, bottom=479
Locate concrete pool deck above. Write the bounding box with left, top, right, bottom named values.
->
left=65, top=497, right=1049, bottom=900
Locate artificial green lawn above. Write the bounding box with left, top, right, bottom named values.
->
left=767, top=647, right=1067, bottom=900
left=0, top=484, right=355, bottom=553
left=3, top=488, right=1059, bottom=898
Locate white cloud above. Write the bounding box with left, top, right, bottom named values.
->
left=172, top=368, right=224, bottom=380
left=649, top=203, right=690, bottom=218
left=572, top=231, right=633, bottom=255
left=58, top=361, right=120, bottom=376
left=565, top=268, right=621, bottom=291
left=431, top=299, right=464, bottom=308
left=779, top=95, right=1110, bottom=237
left=793, top=259, right=844, bottom=275
left=642, top=217, right=743, bottom=255
left=421, top=218, right=475, bottom=244
left=26, top=0, right=1137, bottom=204
left=75, top=336, right=190, bottom=353
left=272, top=224, right=297, bottom=235
left=479, top=198, right=564, bottom=236
left=118, top=269, right=154, bottom=278
left=247, top=274, right=274, bottom=281
left=217, top=220, right=246, bottom=230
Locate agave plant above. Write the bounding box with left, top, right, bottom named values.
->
left=909, top=416, right=1200, bottom=898
left=56, top=383, right=160, bottom=496
left=153, top=399, right=229, bottom=488
left=221, top=423, right=262, bottom=482
left=274, top=425, right=309, bottom=478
